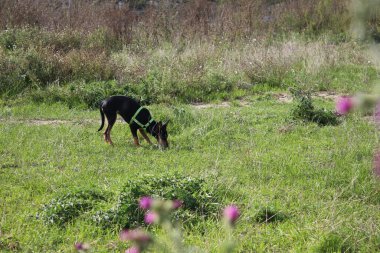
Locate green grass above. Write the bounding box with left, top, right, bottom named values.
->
left=0, top=96, right=379, bottom=252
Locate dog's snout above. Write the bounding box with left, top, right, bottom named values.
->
left=158, top=138, right=169, bottom=149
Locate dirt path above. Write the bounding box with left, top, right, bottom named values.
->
left=274, top=91, right=341, bottom=103
left=0, top=92, right=343, bottom=125
left=192, top=91, right=342, bottom=109
left=0, top=119, right=98, bottom=126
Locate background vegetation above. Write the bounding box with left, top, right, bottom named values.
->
left=0, top=0, right=379, bottom=104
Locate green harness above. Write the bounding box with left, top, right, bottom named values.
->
left=129, top=107, right=154, bottom=130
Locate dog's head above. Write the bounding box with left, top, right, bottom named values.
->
left=154, top=120, right=169, bottom=149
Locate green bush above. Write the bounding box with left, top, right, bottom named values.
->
left=290, top=89, right=340, bottom=126
left=28, top=81, right=128, bottom=109
left=0, top=28, right=117, bottom=97
left=0, top=47, right=63, bottom=96
left=93, top=174, right=221, bottom=229
left=38, top=190, right=108, bottom=226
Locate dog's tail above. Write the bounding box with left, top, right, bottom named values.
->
left=98, top=102, right=105, bottom=132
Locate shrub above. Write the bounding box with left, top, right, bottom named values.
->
left=62, top=49, right=114, bottom=81
left=0, top=47, right=63, bottom=96
left=28, top=81, right=128, bottom=109
left=93, top=174, right=221, bottom=229
left=290, top=89, right=340, bottom=126
left=38, top=190, right=107, bottom=226
left=0, top=28, right=117, bottom=97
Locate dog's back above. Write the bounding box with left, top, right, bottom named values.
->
left=98, top=96, right=140, bottom=131
left=102, top=96, right=140, bottom=117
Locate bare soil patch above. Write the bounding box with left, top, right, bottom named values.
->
left=275, top=91, right=342, bottom=103
left=0, top=119, right=98, bottom=125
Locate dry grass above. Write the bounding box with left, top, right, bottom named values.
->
left=111, top=36, right=369, bottom=89
left=0, top=0, right=351, bottom=43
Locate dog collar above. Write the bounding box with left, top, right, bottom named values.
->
left=129, top=107, right=154, bottom=130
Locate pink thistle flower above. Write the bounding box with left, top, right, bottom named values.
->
left=144, top=211, right=158, bottom=224
left=74, top=242, right=90, bottom=251
left=374, top=102, right=380, bottom=128
left=139, top=196, right=152, bottom=210
left=119, top=229, right=151, bottom=243
left=125, top=246, right=140, bottom=253
left=119, top=229, right=131, bottom=241
left=223, top=205, right=240, bottom=224
left=336, top=96, right=354, bottom=115
left=172, top=199, right=183, bottom=209
left=373, top=151, right=380, bottom=178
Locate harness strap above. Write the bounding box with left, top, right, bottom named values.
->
left=129, top=107, right=154, bottom=130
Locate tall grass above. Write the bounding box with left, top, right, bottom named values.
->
left=0, top=0, right=378, bottom=104
left=0, top=0, right=352, bottom=41
left=0, top=28, right=375, bottom=104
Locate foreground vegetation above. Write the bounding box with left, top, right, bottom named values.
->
left=0, top=97, right=379, bottom=252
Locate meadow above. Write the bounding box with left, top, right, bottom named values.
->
left=1, top=95, right=379, bottom=252
left=1, top=0, right=380, bottom=252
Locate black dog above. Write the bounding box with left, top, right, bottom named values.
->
left=98, top=96, right=169, bottom=148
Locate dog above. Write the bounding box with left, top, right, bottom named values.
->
left=98, top=96, right=169, bottom=148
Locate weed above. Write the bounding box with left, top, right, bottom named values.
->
left=93, top=174, right=221, bottom=229
left=290, top=89, right=340, bottom=126
left=38, top=190, right=108, bottom=226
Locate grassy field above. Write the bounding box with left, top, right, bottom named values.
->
left=1, top=95, right=379, bottom=252
left=1, top=1, right=380, bottom=252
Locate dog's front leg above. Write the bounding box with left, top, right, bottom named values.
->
left=139, top=129, right=153, bottom=145
left=133, top=137, right=140, bottom=146
left=130, top=126, right=140, bottom=147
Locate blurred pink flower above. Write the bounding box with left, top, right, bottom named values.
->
left=119, top=229, right=151, bottom=243
left=172, top=199, right=183, bottom=209
left=223, top=205, right=240, bottom=224
left=374, top=102, right=380, bottom=127
left=373, top=151, right=380, bottom=178
left=125, top=246, right=140, bottom=253
left=139, top=196, right=152, bottom=210
left=336, top=96, right=354, bottom=115
left=74, top=242, right=90, bottom=251
left=144, top=211, right=158, bottom=224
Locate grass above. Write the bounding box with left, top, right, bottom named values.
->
left=1, top=96, right=379, bottom=252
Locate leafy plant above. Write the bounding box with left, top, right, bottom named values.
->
left=38, top=190, right=107, bottom=226
left=290, top=89, right=340, bottom=126
left=93, top=174, right=221, bottom=229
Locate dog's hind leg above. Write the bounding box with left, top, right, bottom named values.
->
left=104, top=111, right=117, bottom=145
left=139, top=129, right=153, bottom=145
